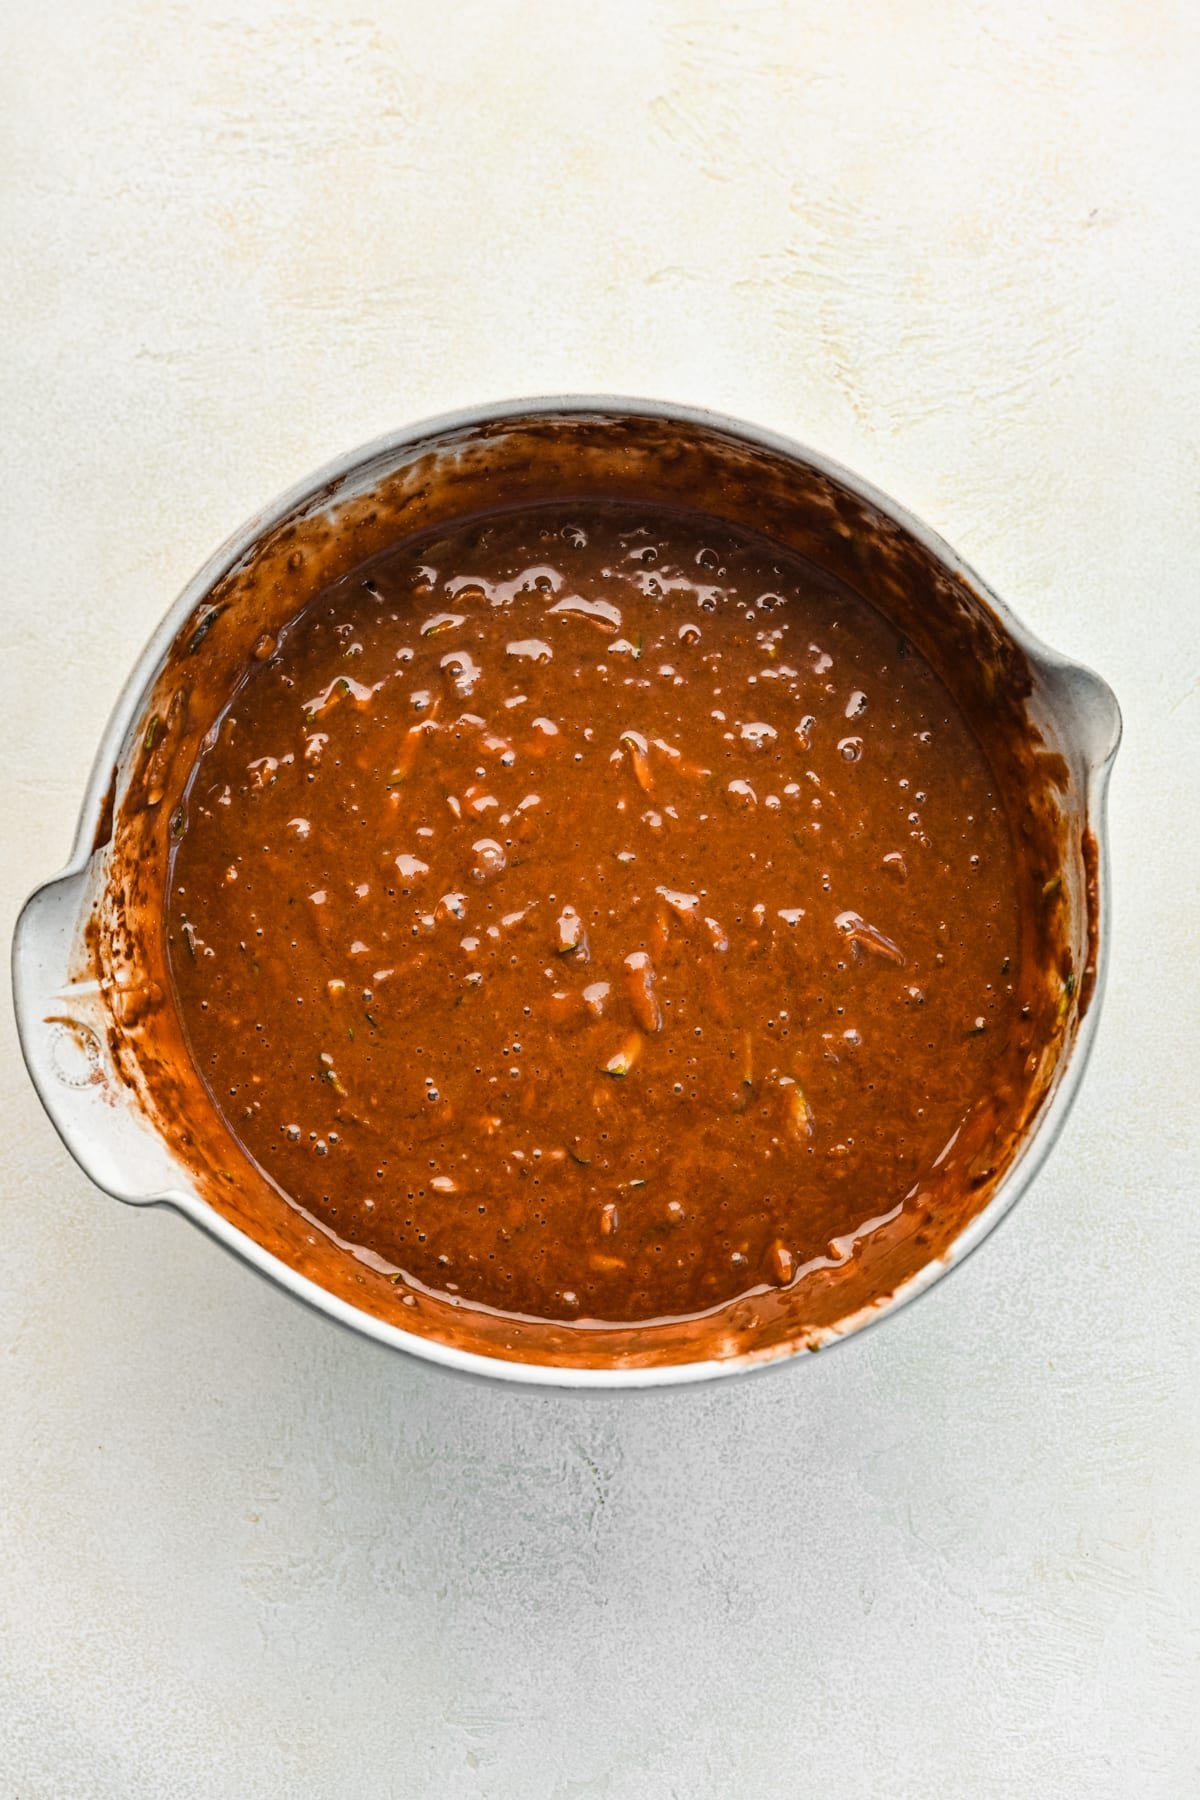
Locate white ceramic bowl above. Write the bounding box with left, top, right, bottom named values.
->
left=12, top=400, right=1120, bottom=1386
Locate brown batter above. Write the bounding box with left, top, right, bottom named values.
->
left=166, top=503, right=1020, bottom=1330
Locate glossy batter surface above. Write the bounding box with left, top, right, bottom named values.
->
left=167, top=505, right=1020, bottom=1325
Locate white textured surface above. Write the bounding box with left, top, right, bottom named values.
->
left=2, top=4, right=1198, bottom=1795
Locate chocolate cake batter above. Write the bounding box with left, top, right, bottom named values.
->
left=166, top=504, right=1021, bottom=1329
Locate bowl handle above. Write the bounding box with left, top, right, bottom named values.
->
left=12, top=868, right=173, bottom=1205
left=1043, top=656, right=1123, bottom=778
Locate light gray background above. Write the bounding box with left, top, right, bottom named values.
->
left=2, top=4, right=1198, bottom=1796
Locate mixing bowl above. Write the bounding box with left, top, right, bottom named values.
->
left=12, top=399, right=1120, bottom=1386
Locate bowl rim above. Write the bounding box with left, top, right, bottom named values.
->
left=12, top=394, right=1121, bottom=1389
